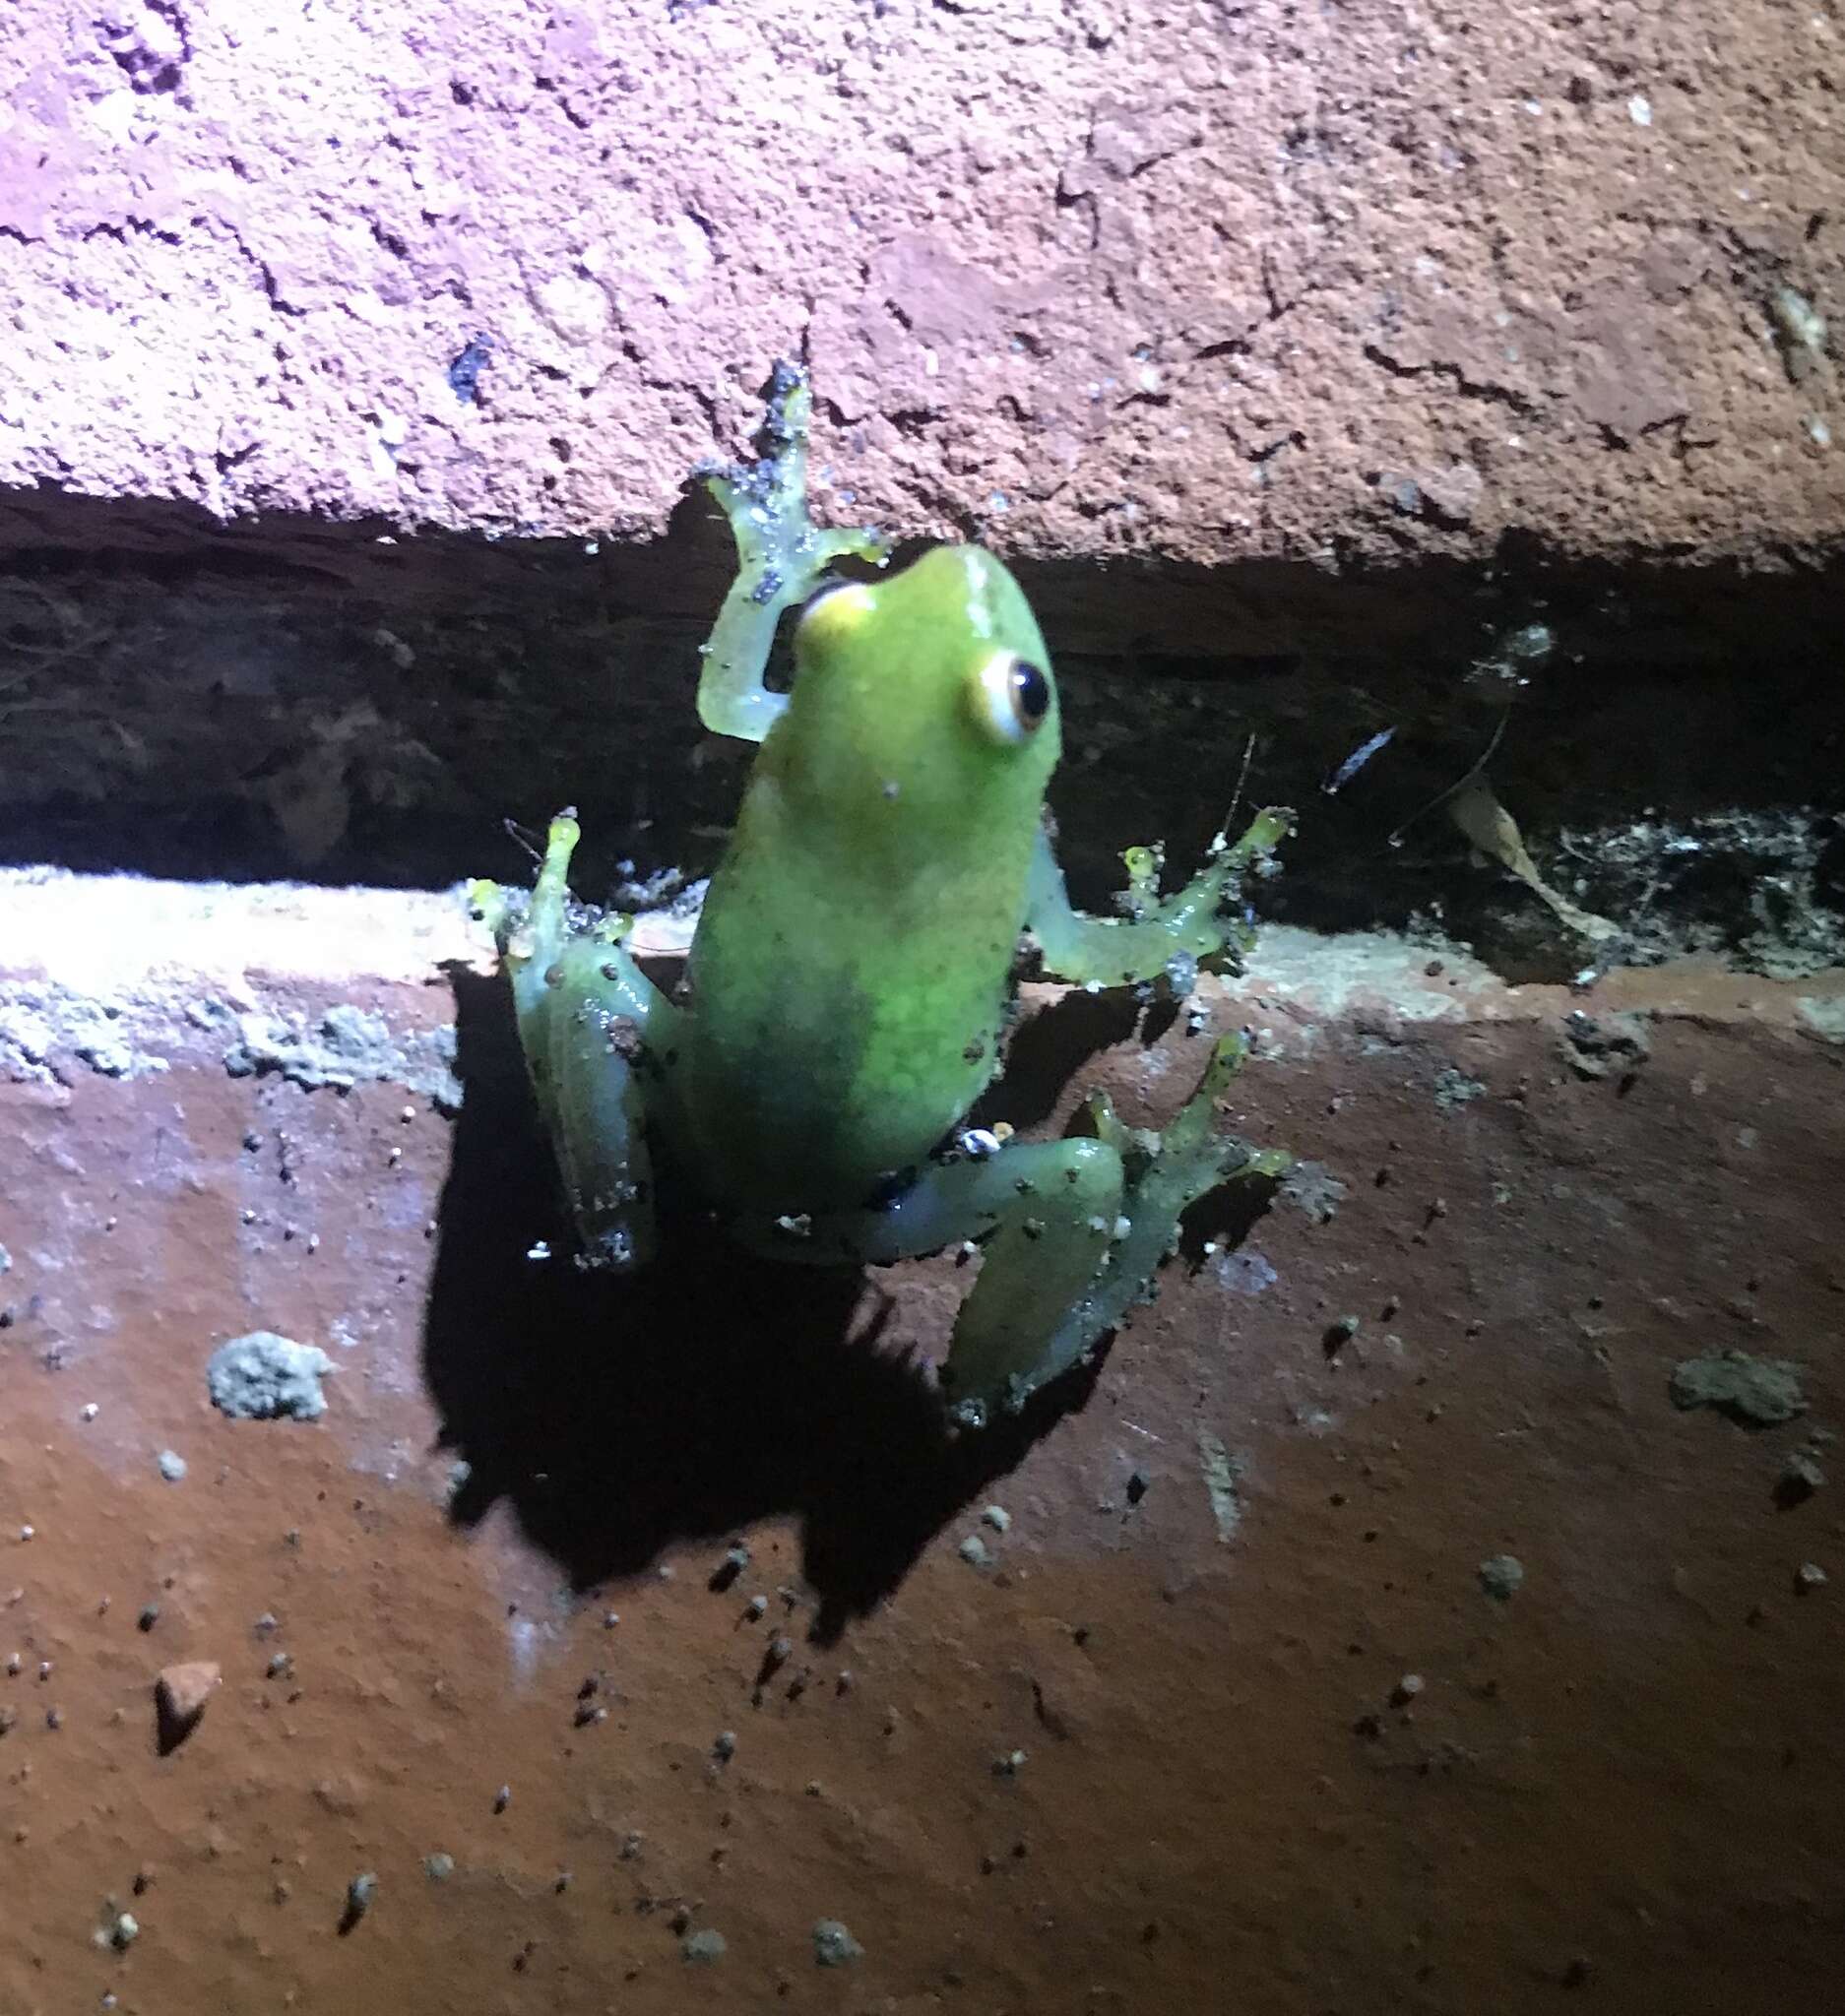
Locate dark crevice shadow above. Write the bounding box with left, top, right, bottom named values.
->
left=422, top=968, right=1101, bottom=1644
left=968, top=983, right=1143, bottom=1134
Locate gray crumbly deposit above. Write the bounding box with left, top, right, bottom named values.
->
left=1559, top=1009, right=1651, bottom=1081
left=812, top=1920, right=864, bottom=1968
left=1432, top=1065, right=1488, bottom=1109
left=1478, top=1553, right=1525, bottom=1601
left=1279, top=1161, right=1348, bottom=1225
left=0, top=983, right=170, bottom=1086
left=1669, top=1351, right=1808, bottom=1428
left=1795, top=996, right=1845, bottom=1043
left=681, top=1928, right=727, bottom=1964
left=223, top=1002, right=462, bottom=1109
left=1223, top=926, right=1492, bottom=1024
left=207, top=1331, right=336, bottom=1421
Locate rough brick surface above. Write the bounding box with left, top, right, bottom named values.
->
left=1, top=0, right=1840, bottom=568
left=2, top=882, right=1843, bottom=2010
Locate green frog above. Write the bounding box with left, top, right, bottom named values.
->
left=471, top=364, right=1289, bottom=1426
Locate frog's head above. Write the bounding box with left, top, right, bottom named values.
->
left=775, top=544, right=1061, bottom=849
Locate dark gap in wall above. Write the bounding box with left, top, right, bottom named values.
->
left=1, top=490, right=1841, bottom=983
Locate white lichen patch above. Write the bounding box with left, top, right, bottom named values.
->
left=1197, top=1430, right=1243, bottom=1543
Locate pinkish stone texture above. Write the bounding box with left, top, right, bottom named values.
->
left=0, top=0, right=1839, bottom=568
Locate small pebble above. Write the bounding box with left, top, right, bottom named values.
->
left=266, top=1652, right=291, bottom=1679
left=1391, top=1673, right=1425, bottom=1705
left=137, top=1604, right=160, bottom=1633
left=682, top=1927, right=727, bottom=1964
left=1125, top=1470, right=1150, bottom=1506
left=80, top=1404, right=99, bottom=1422
left=1478, top=1554, right=1525, bottom=1602
left=713, top=1730, right=736, bottom=1762
left=981, top=1505, right=1011, bottom=1534
left=493, top=1784, right=512, bottom=1813
left=1776, top=1451, right=1826, bottom=1508
left=344, top=1871, right=378, bottom=1924
left=812, top=1918, right=864, bottom=1968
left=155, top=1661, right=221, bottom=1746
left=992, top=1748, right=1027, bottom=1777
left=156, top=1450, right=188, bottom=1483
left=107, top=1911, right=139, bottom=1951
left=958, top=1534, right=993, bottom=1569
left=602, top=1611, right=620, bottom=1629
left=423, top=1853, right=455, bottom=1882
left=1796, top=1562, right=1828, bottom=1593
left=744, top=1594, right=768, bottom=1620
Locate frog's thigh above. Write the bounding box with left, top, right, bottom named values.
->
left=538, top=933, right=660, bottom=1272
left=877, top=1138, right=1125, bottom=1421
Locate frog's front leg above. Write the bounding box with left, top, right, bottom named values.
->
left=1024, top=806, right=1293, bottom=994
left=469, top=811, right=681, bottom=1272
left=694, top=359, right=891, bottom=743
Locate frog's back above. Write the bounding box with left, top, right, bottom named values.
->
left=671, top=545, right=1059, bottom=1215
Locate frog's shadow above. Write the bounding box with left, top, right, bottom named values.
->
left=423, top=969, right=1117, bottom=1643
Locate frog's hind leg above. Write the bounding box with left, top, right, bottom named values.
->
left=944, top=1034, right=1290, bottom=1423
left=471, top=810, right=676, bottom=1272
left=833, top=1134, right=1127, bottom=1426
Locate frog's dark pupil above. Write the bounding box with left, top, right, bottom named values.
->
left=1011, top=660, right=1050, bottom=724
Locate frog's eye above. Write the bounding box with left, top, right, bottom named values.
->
left=970, top=652, right=1052, bottom=746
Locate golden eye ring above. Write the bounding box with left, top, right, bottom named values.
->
left=970, top=652, right=1052, bottom=745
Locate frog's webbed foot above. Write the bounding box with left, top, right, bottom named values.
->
left=942, top=1033, right=1289, bottom=1425
left=1023, top=807, right=1293, bottom=996
left=693, top=359, right=892, bottom=744
left=470, top=810, right=678, bottom=1273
